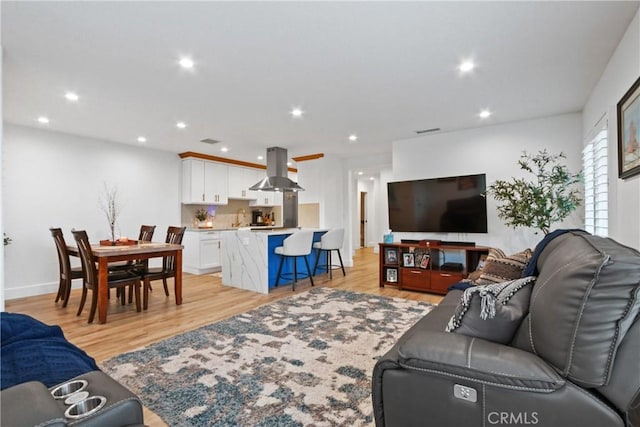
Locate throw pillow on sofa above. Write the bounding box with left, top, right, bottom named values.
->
left=445, top=276, right=536, bottom=343
left=475, top=248, right=533, bottom=286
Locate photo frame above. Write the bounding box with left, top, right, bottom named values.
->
left=420, top=253, right=430, bottom=269
left=403, top=252, right=415, bottom=267
left=617, top=75, right=640, bottom=179
left=386, top=268, right=398, bottom=283
left=384, top=247, right=398, bottom=265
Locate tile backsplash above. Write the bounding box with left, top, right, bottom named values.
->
left=181, top=201, right=319, bottom=229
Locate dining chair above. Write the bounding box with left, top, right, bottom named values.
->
left=108, top=225, right=156, bottom=303
left=109, top=224, right=156, bottom=271
left=71, top=229, right=142, bottom=323
left=50, top=228, right=84, bottom=307
left=274, top=230, right=315, bottom=291
left=142, top=226, right=186, bottom=309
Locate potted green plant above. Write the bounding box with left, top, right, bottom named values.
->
left=195, top=208, right=209, bottom=227
left=486, top=150, right=582, bottom=235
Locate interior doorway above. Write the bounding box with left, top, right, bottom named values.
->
left=360, top=191, right=367, bottom=248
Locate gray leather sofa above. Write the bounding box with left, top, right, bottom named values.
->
left=373, top=231, right=640, bottom=427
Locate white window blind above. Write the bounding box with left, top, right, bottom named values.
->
left=582, top=121, right=608, bottom=236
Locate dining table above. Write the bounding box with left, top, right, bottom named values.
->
left=67, top=242, right=184, bottom=324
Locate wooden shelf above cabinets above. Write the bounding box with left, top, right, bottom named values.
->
left=379, top=242, right=489, bottom=295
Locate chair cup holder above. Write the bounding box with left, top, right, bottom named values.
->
left=64, top=395, right=107, bottom=420
left=50, top=379, right=88, bottom=399
left=50, top=378, right=111, bottom=421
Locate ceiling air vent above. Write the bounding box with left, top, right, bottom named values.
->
left=200, top=138, right=220, bottom=145
left=415, top=128, right=441, bottom=134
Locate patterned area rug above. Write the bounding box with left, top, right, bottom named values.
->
left=102, top=288, right=433, bottom=426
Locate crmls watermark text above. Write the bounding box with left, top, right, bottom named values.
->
left=487, top=412, right=539, bottom=425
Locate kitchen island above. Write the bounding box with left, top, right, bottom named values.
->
left=220, top=228, right=327, bottom=294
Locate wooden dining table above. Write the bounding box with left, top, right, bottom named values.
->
left=67, top=242, right=184, bottom=324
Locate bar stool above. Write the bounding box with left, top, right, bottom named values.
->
left=274, top=230, right=315, bottom=291
left=312, top=228, right=346, bottom=279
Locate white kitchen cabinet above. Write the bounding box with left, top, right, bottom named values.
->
left=183, top=230, right=222, bottom=274
left=249, top=190, right=280, bottom=207
left=182, top=159, right=228, bottom=204
left=228, top=166, right=260, bottom=200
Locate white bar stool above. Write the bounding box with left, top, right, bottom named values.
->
left=274, top=230, right=315, bottom=291
left=312, top=228, right=346, bottom=279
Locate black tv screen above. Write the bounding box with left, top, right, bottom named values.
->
left=387, top=174, right=487, bottom=233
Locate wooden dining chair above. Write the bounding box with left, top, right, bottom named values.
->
left=109, top=224, right=156, bottom=271
left=50, top=228, right=84, bottom=307
left=142, top=226, right=186, bottom=309
left=71, top=229, right=143, bottom=323
left=109, top=225, right=156, bottom=302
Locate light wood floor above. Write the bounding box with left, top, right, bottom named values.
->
left=6, top=247, right=442, bottom=427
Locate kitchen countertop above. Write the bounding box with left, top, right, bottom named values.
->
left=220, top=227, right=324, bottom=236
left=186, top=225, right=282, bottom=232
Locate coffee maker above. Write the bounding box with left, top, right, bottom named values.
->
left=251, top=209, right=265, bottom=226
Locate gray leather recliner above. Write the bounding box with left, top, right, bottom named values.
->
left=373, top=231, right=640, bottom=427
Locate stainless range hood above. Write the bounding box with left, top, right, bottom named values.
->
left=249, top=147, right=304, bottom=192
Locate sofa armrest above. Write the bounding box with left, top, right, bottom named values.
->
left=398, top=329, right=565, bottom=392
left=1, top=381, right=67, bottom=426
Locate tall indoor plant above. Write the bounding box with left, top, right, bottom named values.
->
left=486, top=150, right=582, bottom=235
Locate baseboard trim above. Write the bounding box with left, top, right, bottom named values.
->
left=5, top=279, right=82, bottom=300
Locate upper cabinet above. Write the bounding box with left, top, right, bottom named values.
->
left=249, top=190, right=281, bottom=207
left=228, top=166, right=260, bottom=200
left=182, top=159, right=228, bottom=204
left=182, top=157, right=299, bottom=207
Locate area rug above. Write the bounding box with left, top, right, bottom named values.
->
left=101, top=288, right=433, bottom=426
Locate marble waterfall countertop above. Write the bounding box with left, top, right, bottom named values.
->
left=220, top=228, right=327, bottom=294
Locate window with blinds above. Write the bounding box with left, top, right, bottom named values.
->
left=582, top=122, right=608, bottom=236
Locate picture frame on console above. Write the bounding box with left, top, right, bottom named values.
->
left=386, top=268, right=398, bottom=282
left=403, top=253, right=415, bottom=267
left=420, top=254, right=431, bottom=269
left=385, top=248, right=398, bottom=264
left=617, top=75, right=640, bottom=179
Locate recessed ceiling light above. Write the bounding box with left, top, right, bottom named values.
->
left=179, top=57, right=194, bottom=69
left=459, top=60, right=475, bottom=72
left=358, top=171, right=364, bottom=176
left=479, top=110, right=492, bottom=119
left=221, top=147, right=229, bottom=152
left=176, top=121, right=187, bottom=129
left=348, top=134, right=358, bottom=142
left=257, top=155, right=264, bottom=160
left=37, top=116, right=50, bottom=124
left=137, top=136, right=147, bottom=143
left=64, top=92, right=79, bottom=102
left=287, top=161, right=292, bottom=166
left=290, top=107, right=304, bottom=118
left=369, top=177, right=375, bottom=181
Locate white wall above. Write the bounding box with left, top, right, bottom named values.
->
left=583, top=9, right=640, bottom=250
left=296, top=155, right=352, bottom=265
left=383, top=113, right=583, bottom=253
left=2, top=124, right=181, bottom=299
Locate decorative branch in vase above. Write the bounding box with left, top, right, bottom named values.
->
left=486, top=150, right=582, bottom=235
left=98, top=184, right=121, bottom=244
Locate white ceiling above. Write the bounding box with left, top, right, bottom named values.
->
left=2, top=1, right=638, bottom=165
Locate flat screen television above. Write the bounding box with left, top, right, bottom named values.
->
left=387, top=173, right=487, bottom=233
